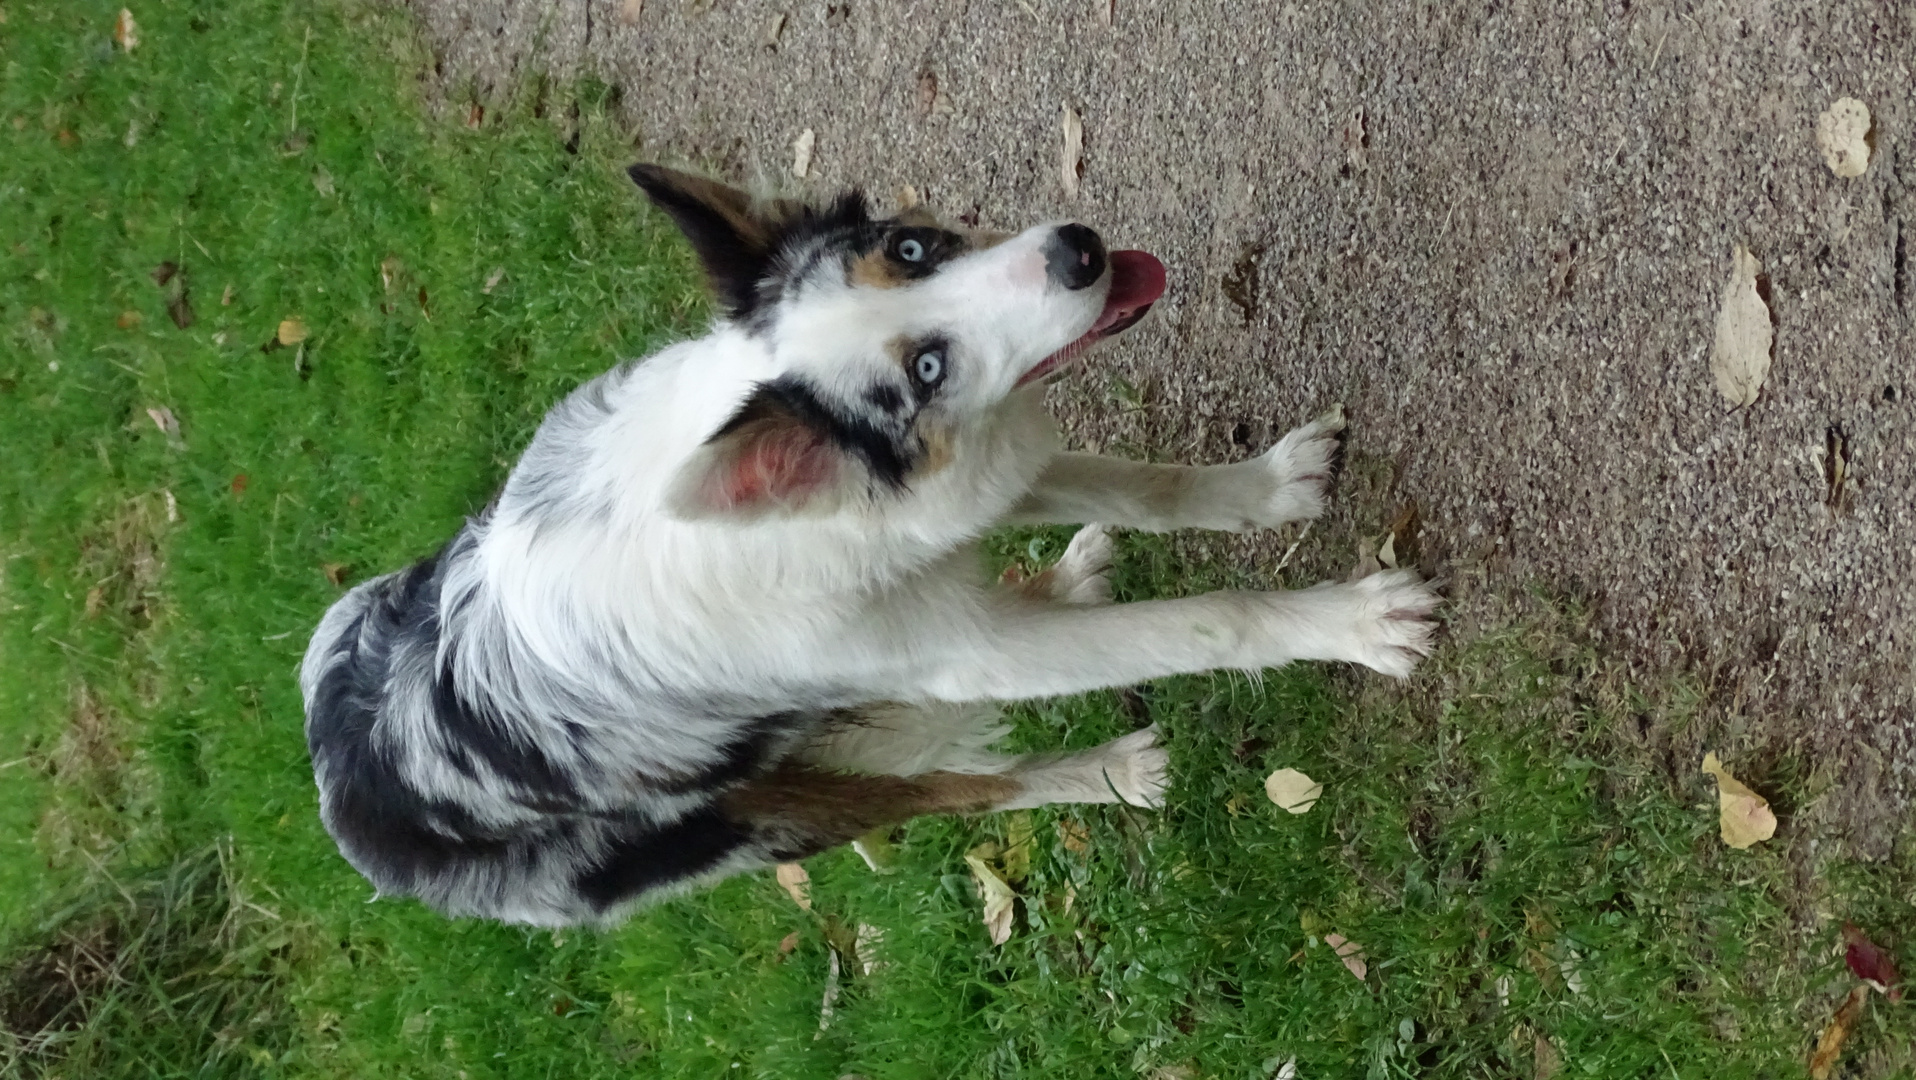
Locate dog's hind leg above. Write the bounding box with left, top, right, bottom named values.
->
left=1006, top=408, right=1346, bottom=532
left=726, top=728, right=1168, bottom=860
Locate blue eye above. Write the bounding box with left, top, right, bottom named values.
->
left=915, top=349, right=944, bottom=384
left=897, top=238, right=926, bottom=262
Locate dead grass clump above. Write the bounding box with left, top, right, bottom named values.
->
left=76, top=493, right=169, bottom=628
left=0, top=844, right=301, bottom=1076
left=32, top=686, right=156, bottom=869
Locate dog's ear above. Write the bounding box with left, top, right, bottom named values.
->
left=628, top=164, right=792, bottom=319
left=665, top=384, right=852, bottom=519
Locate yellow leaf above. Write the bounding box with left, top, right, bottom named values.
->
left=963, top=853, right=1015, bottom=946
left=1264, top=768, right=1322, bottom=814
left=1809, top=985, right=1869, bottom=1079
left=1700, top=752, right=1777, bottom=849
left=1001, top=810, right=1034, bottom=883
left=277, top=318, right=309, bottom=345
left=774, top=862, right=811, bottom=910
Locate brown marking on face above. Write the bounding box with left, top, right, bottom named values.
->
left=720, top=765, right=1021, bottom=860
left=960, top=227, right=1012, bottom=251
left=915, top=419, right=956, bottom=476
left=850, top=248, right=916, bottom=289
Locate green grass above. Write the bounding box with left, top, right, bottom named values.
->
left=2, top=1, right=1912, bottom=1077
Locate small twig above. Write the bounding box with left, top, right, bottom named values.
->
left=289, top=26, right=312, bottom=134
left=1270, top=521, right=1315, bottom=577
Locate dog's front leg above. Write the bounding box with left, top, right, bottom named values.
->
left=1006, top=409, right=1345, bottom=532
left=912, top=570, right=1437, bottom=702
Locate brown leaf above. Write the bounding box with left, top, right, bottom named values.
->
left=1323, top=933, right=1367, bottom=980
left=916, top=70, right=939, bottom=115
left=1809, top=985, right=1869, bottom=1079
left=321, top=562, right=351, bottom=587
left=150, top=262, right=179, bottom=287
left=113, top=8, right=138, bottom=51
left=775, top=862, right=812, bottom=910
left=277, top=318, right=308, bottom=346
left=1056, top=818, right=1090, bottom=854
left=465, top=103, right=484, bottom=129
left=1815, top=98, right=1871, bottom=179
left=1700, top=752, right=1777, bottom=849
left=1842, top=924, right=1902, bottom=998
left=1532, top=1032, right=1562, bottom=1080
left=776, top=930, right=800, bottom=956
left=1709, top=246, right=1771, bottom=409
left=167, top=292, right=194, bottom=329
left=220, top=284, right=235, bottom=306
left=229, top=474, right=248, bottom=496
left=1060, top=102, right=1084, bottom=199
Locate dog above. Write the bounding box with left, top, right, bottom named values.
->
left=299, top=164, right=1440, bottom=927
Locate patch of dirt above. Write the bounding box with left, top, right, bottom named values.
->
left=30, top=684, right=153, bottom=868
left=76, top=493, right=168, bottom=628
left=400, top=0, right=1915, bottom=854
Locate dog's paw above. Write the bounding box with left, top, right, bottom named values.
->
left=1250, top=405, right=1347, bottom=527
left=1097, top=725, right=1168, bottom=808
left=1050, top=524, right=1114, bottom=605
left=1338, top=569, right=1441, bottom=678
left=1192, top=406, right=1346, bottom=532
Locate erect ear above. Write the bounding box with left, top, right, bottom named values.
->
left=628, top=164, right=797, bottom=319
left=665, top=383, right=853, bottom=520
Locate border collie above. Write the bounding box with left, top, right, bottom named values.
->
left=299, top=165, right=1439, bottom=926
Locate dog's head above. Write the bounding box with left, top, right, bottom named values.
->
left=629, top=164, right=1165, bottom=521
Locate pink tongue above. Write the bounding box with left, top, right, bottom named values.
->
left=1107, top=250, right=1166, bottom=310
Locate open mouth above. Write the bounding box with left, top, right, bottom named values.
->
left=1017, top=250, right=1168, bottom=387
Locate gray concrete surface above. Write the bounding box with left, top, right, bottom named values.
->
left=403, top=0, right=1915, bottom=853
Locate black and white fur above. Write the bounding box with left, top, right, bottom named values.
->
left=300, top=165, right=1439, bottom=926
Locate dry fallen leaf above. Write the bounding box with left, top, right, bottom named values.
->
left=145, top=406, right=179, bottom=439
left=1060, top=102, right=1084, bottom=199
left=916, top=70, right=939, bottom=114
left=792, top=128, right=815, bottom=179
left=483, top=267, right=506, bottom=295
left=117, top=310, right=143, bottom=330
left=113, top=8, right=138, bottom=51
left=1056, top=818, right=1090, bottom=854
left=1264, top=768, right=1323, bottom=814
left=776, top=930, right=800, bottom=956
left=1700, top=752, right=1777, bottom=849
left=1001, top=810, right=1034, bottom=883
left=1809, top=984, right=1869, bottom=1079
left=1815, top=98, right=1871, bottom=179
left=775, top=862, right=812, bottom=910
left=321, top=562, right=351, bottom=587
left=1533, top=1032, right=1562, bottom=1080
left=1323, top=932, right=1367, bottom=980
left=853, top=922, right=886, bottom=976
left=312, top=165, right=335, bottom=198
left=816, top=947, right=840, bottom=1033
left=1709, top=245, right=1771, bottom=409
left=963, top=852, right=1016, bottom=945
left=1842, top=923, right=1903, bottom=998
left=220, top=283, right=234, bottom=306
left=277, top=317, right=309, bottom=346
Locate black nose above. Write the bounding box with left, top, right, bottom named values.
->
left=1045, top=223, right=1107, bottom=291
